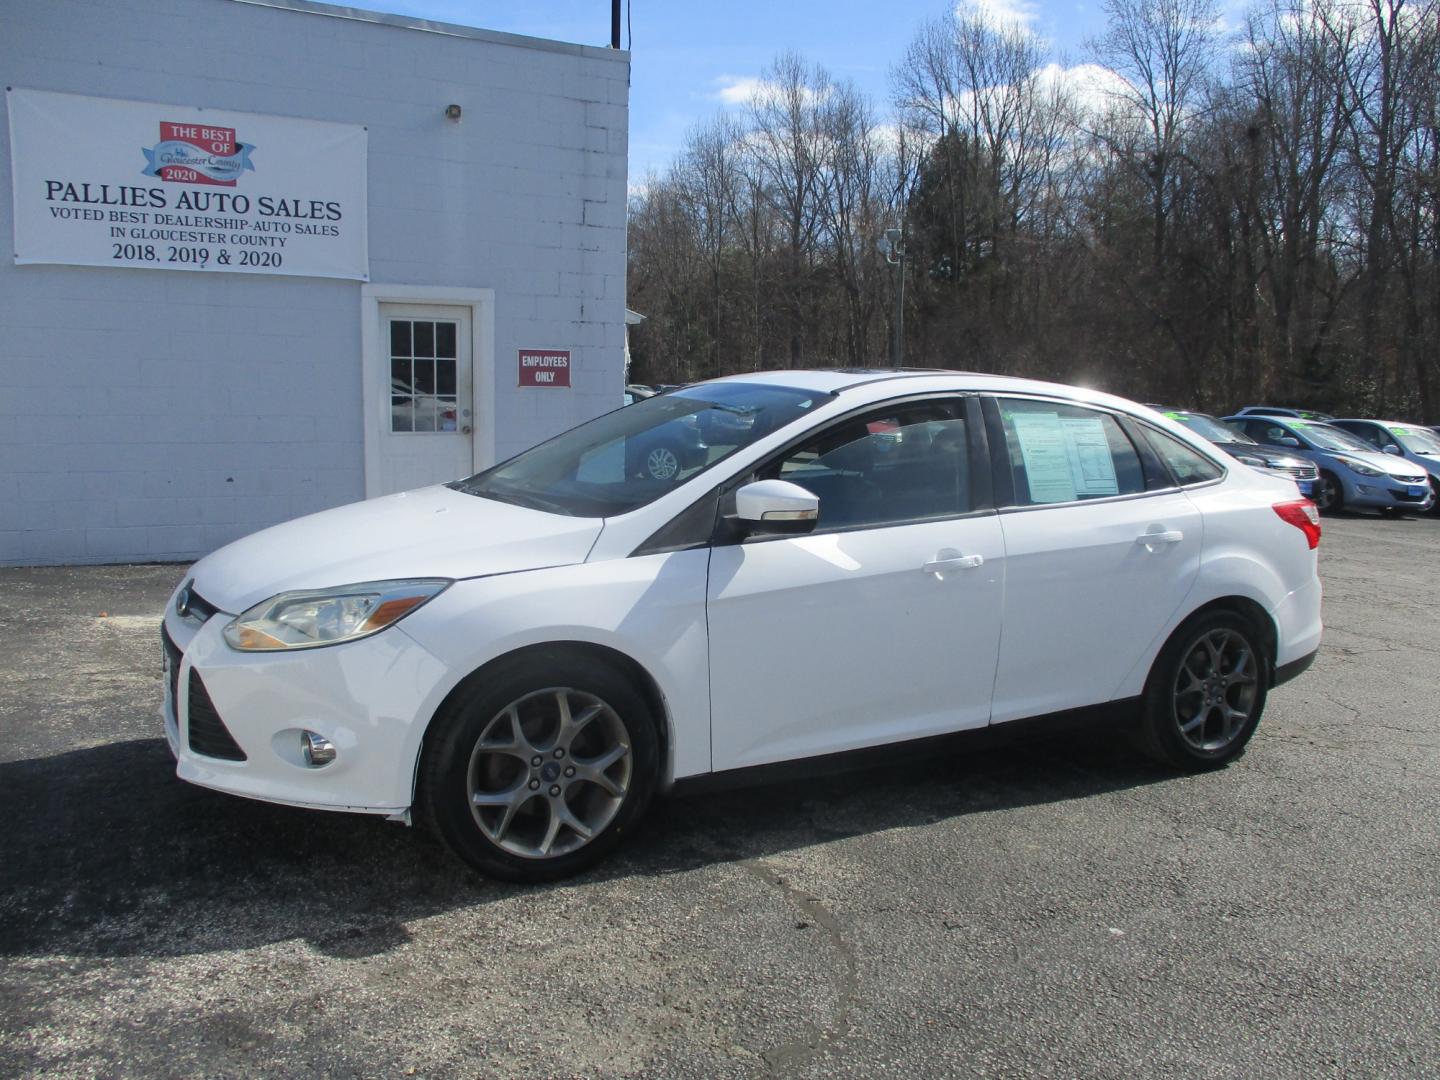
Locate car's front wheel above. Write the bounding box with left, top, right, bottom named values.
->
left=1313, top=471, right=1343, bottom=513
left=420, top=651, right=659, bottom=881
left=1132, top=611, right=1269, bottom=770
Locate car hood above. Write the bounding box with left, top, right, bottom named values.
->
left=1215, top=442, right=1309, bottom=468
left=189, top=485, right=603, bottom=614
left=1337, top=449, right=1429, bottom=477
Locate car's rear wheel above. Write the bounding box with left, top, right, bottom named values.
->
left=1313, top=471, right=1343, bottom=513
left=1132, top=611, right=1269, bottom=770
left=420, top=651, right=659, bottom=881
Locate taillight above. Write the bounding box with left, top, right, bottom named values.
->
left=1273, top=499, right=1321, bottom=549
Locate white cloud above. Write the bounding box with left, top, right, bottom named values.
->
left=1039, top=61, right=1133, bottom=115
left=956, top=0, right=1040, bottom=29
left=711, top=75, right=765, bottom=105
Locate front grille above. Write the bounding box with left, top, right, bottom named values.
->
left=161, top=624, right=182, bottom=706
left=176, top=580, right=221, bottom=623
left=1272, top=463, right=1318, bottom=480
left=1390, top=473, right=1425, bottom=485
left=185, top=587, right=220, bottom=623
left=186, top=670, right=248, bottom=761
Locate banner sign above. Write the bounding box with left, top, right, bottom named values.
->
left=518, top=349, right=571, bottom=388
left=7, top=88, right=368, bottom=280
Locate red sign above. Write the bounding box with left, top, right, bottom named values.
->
left=518, top=349, right=571, bottom=388
left=152, top=122, right=246, bottom=187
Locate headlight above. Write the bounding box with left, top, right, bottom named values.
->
left=1335, top=455, right=1383, bottom=477
left=223, top=579, right=451, bottom=651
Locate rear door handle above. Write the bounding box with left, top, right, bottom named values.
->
left=1136, top=529, right=1184, bottom=546
left=924, top=551, right=984, bottom=574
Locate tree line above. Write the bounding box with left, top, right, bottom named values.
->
left=625, top=0, right=1440, bottom=420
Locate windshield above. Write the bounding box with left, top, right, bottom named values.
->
left=1167, top=411, right=1255, bottom=445
left=450, top=382, right=830, bottom=517
left=1390, top=425, right=1440, bottom=455
left=1292, top=421, right=1376, bottom=454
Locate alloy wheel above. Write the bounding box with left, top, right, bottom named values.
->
left=1172, top=628, right=1259, bottom=753
left=467, top=688, right=632, bottom=859
left=646, top=446, right=680, bottom=480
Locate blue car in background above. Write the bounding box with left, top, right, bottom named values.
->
left=1330, top=419, right=1440, bottom=513
left=1225, top=414, right=1435, bottom=515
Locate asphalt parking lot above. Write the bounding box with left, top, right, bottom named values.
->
left=1, top=513, right=1438, bottom=1079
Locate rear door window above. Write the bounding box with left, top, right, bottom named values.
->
left=994, top=398, right=1146, bottom=506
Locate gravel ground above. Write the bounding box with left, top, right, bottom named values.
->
left=1, top=513, right=1437, bottom=1079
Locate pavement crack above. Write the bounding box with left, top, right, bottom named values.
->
left=737, top=858, right=859, bottom=1075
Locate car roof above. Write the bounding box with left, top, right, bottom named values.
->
left=1336, top=418, right=1422, bottom=428
left=700, top=367, right=1142, bottom=407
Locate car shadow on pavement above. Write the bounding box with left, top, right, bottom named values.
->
left=0, top=717, right=1175, bottom=962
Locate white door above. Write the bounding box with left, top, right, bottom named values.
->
left=707, top=398, right=1006, bottom=771
left=986, top=395, right=1202, bottom=724
left=377, top=303, right=474, bottom=495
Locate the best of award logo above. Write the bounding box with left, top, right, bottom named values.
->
left=142, top=122, right=256, bottom=187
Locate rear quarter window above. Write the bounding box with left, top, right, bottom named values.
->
left=1141, top=426, right=1224, bottom=486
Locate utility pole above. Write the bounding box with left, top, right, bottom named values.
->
left=880, top=228, right=906, bottom=367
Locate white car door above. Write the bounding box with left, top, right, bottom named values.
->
left=985, top=395, right=1203, bottom=724
left=706, top=397, right=1005, bottom=771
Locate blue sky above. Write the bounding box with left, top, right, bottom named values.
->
left=343, top=1, right=1113, bottom=180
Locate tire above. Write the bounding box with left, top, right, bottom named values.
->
left=1131, top=610, right=1270, bottom=771
left=1313, top=471, right=1343, bottom=513
left=419, top=650, right=659, bottom=882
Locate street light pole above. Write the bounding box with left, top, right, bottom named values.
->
left=881, top=227, right=906, bottom=368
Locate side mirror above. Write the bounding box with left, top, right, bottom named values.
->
left=1276, top=436, right=1301, bottom=448
left=1383, top=444, right=1401, bottom=455
left=734, top=479, right=819, bottom=536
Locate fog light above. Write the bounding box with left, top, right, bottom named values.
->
left=301, top=731, right=336, bottom=767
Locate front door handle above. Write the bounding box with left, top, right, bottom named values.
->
left=923, top=550, right=984, bottom=574
left=1136, top=529, right=1184, bottom=547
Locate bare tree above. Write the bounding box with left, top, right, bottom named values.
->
left=1089, top=0, right=1220, bottom=267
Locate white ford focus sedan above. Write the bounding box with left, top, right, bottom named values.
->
left=162, top=370, right=1322, bottom=880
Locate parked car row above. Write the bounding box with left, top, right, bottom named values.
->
left=1222, top=414, right=1436, bottom=515
left=1158, top=403, right=1438, bottom=516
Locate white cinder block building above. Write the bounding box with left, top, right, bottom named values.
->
left=0, top=0, right=629, bottom=565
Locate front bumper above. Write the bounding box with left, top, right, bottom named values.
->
left=161, top=600, right=453, bottom=815
left=1341, top=473, right=1433, bottom=511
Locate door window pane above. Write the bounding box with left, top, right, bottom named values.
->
left=436, top=321, right=457, bottom=359
left=389, top=320, right=410, bottom=357
left=996, top=398, right=1144, bottom=506
left=767, top=401, right=970, bottom=530
left=413, top=321, right=435, bottom=358
left=437, top=357, right=457, bottom=396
